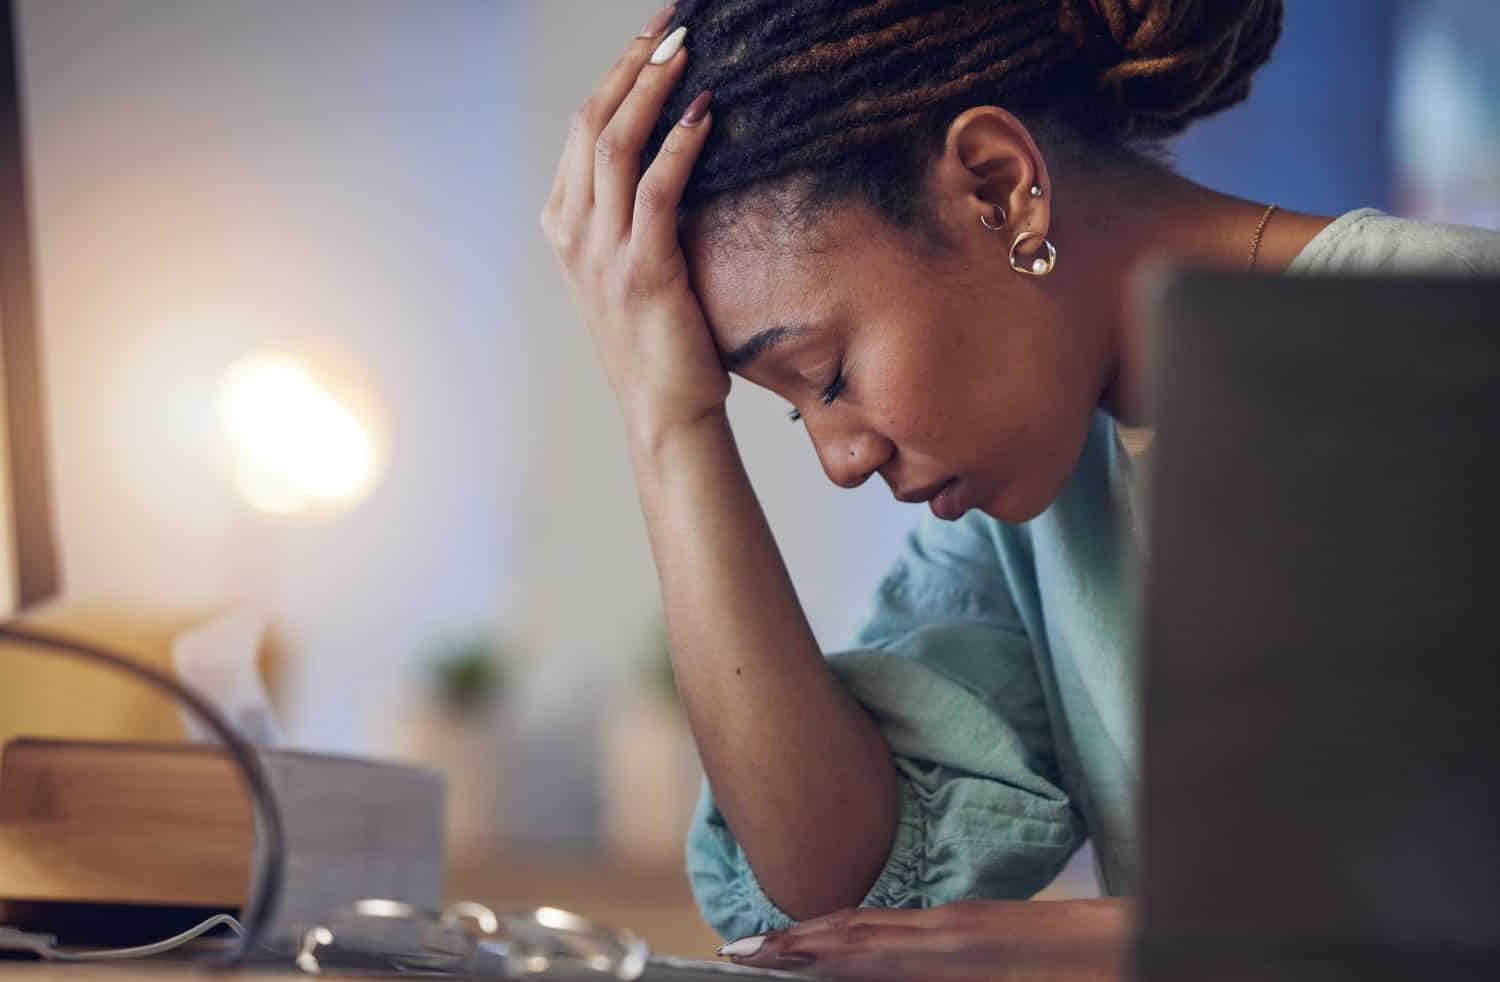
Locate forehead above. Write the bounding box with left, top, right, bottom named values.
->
left=687, top=234, right=828, bottom=343
left=684, top=201, right=919, bottom=353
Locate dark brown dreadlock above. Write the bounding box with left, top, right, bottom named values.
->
left=643, top=0, right=1283, bottom=233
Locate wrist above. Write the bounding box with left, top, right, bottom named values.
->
left=626, top=405, right=733, bottom=462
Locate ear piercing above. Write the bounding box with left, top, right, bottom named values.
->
left=978, top=185, right=1041, bottom=230
left=978, top=204, right=1007, bottom=231
left=977, top=186, right=1055, bottom=275
left=1009, top=231, right=1057, bottom=276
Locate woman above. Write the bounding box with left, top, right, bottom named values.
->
left=540, top=0, right=1500, bottom=975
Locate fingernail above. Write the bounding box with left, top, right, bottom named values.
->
left=650, top=25, right=687, bottom=65
left=716, top=935, right=765, bottom=957
left=637, top=5, right=675, bottom=39
left=774, top=952, right=816, bottom=969
left=680, top=90, right=712, bottom=127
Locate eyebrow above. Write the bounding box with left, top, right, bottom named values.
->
left=721, top=323, right=813, bottom=370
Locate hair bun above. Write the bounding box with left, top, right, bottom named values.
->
left=1068, top=0, right=1284, bottom=141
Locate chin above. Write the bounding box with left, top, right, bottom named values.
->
left=977, top=423, right=1094, bottom=524
left=979, top=471, right=1067, bottom=525
left=980, top=497, right=1047, bottom=525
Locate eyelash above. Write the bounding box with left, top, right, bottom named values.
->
left=787, top=367, right=846, bottom=423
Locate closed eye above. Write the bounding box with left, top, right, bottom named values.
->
left=820, top=368, right=846, bottom=405
left=787, top=366, right=846, bottom=423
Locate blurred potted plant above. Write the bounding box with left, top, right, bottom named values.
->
left=431, top=638, right=504, bottom=715
left=600, top=619, right=702, bottom=866
left=399, top=634, right=511, bottom=865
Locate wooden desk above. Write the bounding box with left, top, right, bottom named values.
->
left=446, top=855, right=721, bottom=958
left=3, top=855, right=721, bottom=979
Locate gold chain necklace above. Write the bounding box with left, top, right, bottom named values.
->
left=1121, top=203, right=1283, bottom=554
left=1249, top=203, right=1280, bottom=270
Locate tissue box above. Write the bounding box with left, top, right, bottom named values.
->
left=0, top=738, right=445, bottom=947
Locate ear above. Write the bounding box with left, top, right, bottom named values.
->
left=930, top=106, right=1052, bottom=260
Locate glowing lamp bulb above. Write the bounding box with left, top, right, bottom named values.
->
left=219, top=352, right=383, bottom=517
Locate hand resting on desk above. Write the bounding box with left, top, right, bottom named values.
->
left=724, top=898, right=1133, bottom=981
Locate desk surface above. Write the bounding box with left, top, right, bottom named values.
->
left=2, top=965, right=798, bottom=981
left=3, top=968, right=279, bottom=980
left=446, top=854, right=721, bottom=957
left=4, top=855, right=725, bottom=979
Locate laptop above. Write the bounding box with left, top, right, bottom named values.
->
left=1136, top=269, right=1500, bottom=980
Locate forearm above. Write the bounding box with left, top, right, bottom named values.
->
left=630, top=411, right=898, bottom=920
left=537, top=13, right=891, bottom=924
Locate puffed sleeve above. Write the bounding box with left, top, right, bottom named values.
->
left=685, top=509, right=1085, bottom=941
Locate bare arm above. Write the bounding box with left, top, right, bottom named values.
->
left=631, top=411, right=898, bottom=919
left=538, top=20, right=897, bottom=919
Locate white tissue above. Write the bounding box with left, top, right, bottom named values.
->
left=171, top=606, right=281, bottom=746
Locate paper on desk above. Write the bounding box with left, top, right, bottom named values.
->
left=171, top=605, right=282, bottom=746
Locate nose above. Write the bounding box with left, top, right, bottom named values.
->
left=810, top=421, right=893, bottom=490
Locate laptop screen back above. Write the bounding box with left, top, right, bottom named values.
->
left=1137, top=269, right=1500, bottom=979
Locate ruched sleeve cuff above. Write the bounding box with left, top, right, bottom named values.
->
left=686, top=758, right=1080, bottom=941
left=848, top=774, right=927, bottom=910
left=685, top=780, right=799, bottom=941
left=684, top=778, right=928, bottom=942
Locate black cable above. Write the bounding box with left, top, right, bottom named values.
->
left=0, top=621, right=285, bottom=966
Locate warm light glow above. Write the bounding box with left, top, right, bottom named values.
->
left=219, top=352, right=383, bottom=516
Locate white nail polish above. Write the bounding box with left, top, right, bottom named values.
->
left=650, top=26, right=687, bottom=65
left=717, top=935, right=766, bottom=957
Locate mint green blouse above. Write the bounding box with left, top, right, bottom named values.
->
left=684, top=208, right=1500, bottom=941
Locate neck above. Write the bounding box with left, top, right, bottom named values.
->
left=1047, top=155, right=1329, bottom=426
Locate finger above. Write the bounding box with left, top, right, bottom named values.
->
left=715, top=907, right=914, bottom=963
left=779, top=905, right=943, bottom=940
left=734, top=925, right=944, bottom=970
left=559, top=8, right=681, bottom=221
left=629, top=90, right=712, bottom=259
left=729, top=929, right=942, bottom=977
left=544, top=127, right=571, bottom=214
left=593, top=33, right=691, bottom=237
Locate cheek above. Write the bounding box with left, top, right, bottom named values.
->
left=857, top=334, right=962, bottom=447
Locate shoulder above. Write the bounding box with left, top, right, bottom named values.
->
left=1287, top=207, right=1500, bottom=276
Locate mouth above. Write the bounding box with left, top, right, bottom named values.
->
left=927, top=478, right=965, bottom=521
left=894, top=477, right=957, bottom=504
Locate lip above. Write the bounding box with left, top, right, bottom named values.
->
left=928, top=478, right=965, bottom=521
left=894, top=477, right=956, bottom=505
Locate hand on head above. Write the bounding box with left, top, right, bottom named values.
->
left=539, top=8, right=728, bottom=445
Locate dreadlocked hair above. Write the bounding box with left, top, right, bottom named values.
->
left=643, top=0, right=1283, bottom=235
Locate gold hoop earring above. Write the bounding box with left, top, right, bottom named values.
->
left=979, top=205, right=1007, bottom=231
left=1009, top=230, right=1057, bottom=277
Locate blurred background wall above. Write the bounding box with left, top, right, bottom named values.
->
left=13, top=0, right=528, bottom=745
left=7, top=0, right=917, bottom=857
left=5, top=0, right=1497, bottom=876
